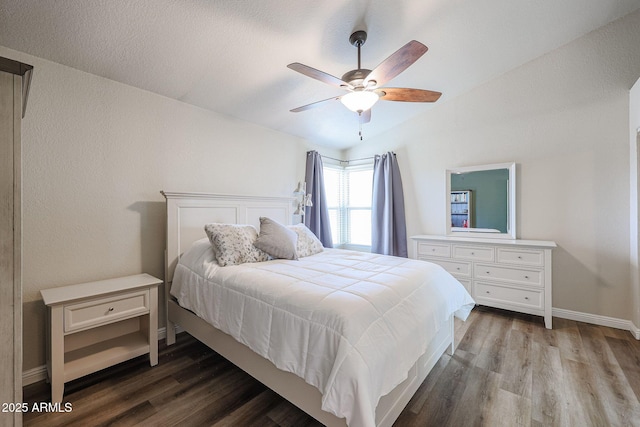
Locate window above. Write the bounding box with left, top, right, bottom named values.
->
left=323, top=163, right=373, bottom=250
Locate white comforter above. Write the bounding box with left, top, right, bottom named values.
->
left=172, top=239, right=475, bottom=427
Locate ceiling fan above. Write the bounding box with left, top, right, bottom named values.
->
left=287, top=30, right=442, bottom=127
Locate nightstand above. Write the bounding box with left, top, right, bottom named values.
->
left=40, top=273, right=162, bottom=403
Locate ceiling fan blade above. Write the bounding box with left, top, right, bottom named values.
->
left=287, top=63, right=351, bottom=89
left=377, top=87, right=442, bottom=102
left=359, top=109, right=371, bottom=124
left=290, top=96, right=341, bottom=112
left=364, top=40, right=428, bottom=88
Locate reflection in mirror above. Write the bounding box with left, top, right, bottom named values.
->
left=446, top=162, right=516, bottom=239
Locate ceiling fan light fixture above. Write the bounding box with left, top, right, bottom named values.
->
left=340, top=90, right=379, bottom=113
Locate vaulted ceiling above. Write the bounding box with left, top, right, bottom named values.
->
left=2, top=0, right=639, bottom=149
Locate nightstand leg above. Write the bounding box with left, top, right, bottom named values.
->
left=50, top=306, right=65, bottom=403
left=149, top=286, right=158, bottom=366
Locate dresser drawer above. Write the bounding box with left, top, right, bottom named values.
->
left=452, top=245, right=495, bottom=261
left=431, top=259, right=472, bottom=277
left=456, top=278, right=472, bottom=294
left=474, top=282, right=543, bottom=310
left=497, top=248, right=544, bottom=266
left=474, top=264, right=542, bottom=287
left=417, top=242, right=451, bottom=258
left=64, top=290, right=150, bottom=333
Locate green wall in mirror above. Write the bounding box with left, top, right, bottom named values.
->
left=451, top=169, right=509, bottom=233
left=446, top=162, right=516, bottom=239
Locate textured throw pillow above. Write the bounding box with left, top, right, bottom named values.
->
left=254, top=217, right=298, bottom=260
left=288, top=223, right=324, bottom=257
left=204, top=223, right=270, bottom=266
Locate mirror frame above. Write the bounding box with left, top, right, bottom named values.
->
left=446, top=162, right=517, bottom=240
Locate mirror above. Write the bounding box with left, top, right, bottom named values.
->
left=446, top=162, right=516, bottom=239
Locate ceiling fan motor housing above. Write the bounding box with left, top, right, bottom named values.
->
left=341, top=69, right=373, bottom=88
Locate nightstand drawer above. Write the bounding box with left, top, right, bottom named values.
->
left=452, top=245, right=495, bottom=261
left=64, top=290, right=149, bottom=333
left=475, top=282, right=543, bottom=310
left=497, top=248, right=544, bottom=266
left=474, top=264, right=542, bottom=287
left=417, top=242, right=451, bottom=258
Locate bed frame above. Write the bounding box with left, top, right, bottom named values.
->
left=162, top=191, right=454, bottom=427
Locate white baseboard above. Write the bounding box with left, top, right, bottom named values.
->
left=23, top=365, right=48, bottom=387
left=552, top=308, right=640, bottom=339
left=23, top=325, right=178, bottom=386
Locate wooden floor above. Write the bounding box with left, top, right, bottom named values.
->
left=23, top=306, right=640, bottom=427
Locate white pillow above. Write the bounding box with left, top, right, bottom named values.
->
left=254, top=217, right=298, bottom=260
left=204, top=223, right=270, bottom=266
left=288, top=223, right=324, bottom=257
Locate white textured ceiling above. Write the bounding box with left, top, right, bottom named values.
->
left=1, top=0, right=639, bottom=149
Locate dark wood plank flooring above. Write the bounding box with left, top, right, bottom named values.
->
left=23, top=306, right=640, bottom=426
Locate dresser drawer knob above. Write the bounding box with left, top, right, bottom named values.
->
left=486, top=290, right=490, bottom=294
left=518, top=256, right=522, bottom=259
left=524, top=275, right=529, bottom=279
left=471, top=252, right=475, bottom=255
left=524, top=297, right=529, bottom=300
left=108, top=307, right=114, bottom=312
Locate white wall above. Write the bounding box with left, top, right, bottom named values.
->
left=0, top=46, right=338, bottom=372
left=347, top=10, right=640, bottom=324
left=7, top=8, right=640, bottom=373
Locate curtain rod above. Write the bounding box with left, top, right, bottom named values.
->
left=309, top=150, right=395, bottom=165
left=319, top=154, right=376, bottom=165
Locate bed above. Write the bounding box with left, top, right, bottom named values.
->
left=162, top=191, right=474, bottom=427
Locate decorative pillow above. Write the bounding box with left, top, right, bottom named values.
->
left=204, top=223, right=270, bottom=266
left=254, top=217, right=298, bottom=260
left=288, top=223, right=324, bottom=257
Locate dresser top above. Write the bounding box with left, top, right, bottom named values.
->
left=411, top=235, right=557, bottom=249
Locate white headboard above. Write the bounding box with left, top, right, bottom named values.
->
left=162, top=191, right=295, bottom=285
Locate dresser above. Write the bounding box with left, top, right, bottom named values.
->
left=411, top=235, right=556, bottom=328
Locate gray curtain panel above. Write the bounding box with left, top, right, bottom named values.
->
left=372, top=152, right=408, bottom=257
left=304, top=151, right=334, bottom=248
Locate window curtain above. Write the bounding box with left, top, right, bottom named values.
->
left=371, top=152, right=408, bottom=257
left=305, top=151, right=334, bottom=247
